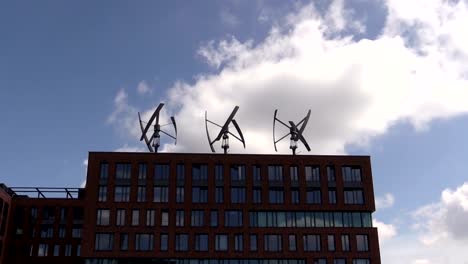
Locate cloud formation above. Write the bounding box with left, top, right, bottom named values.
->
left=376, top=193, right=395, bottom=210
left=137, top=81, right=152, bottom=95
left=373, top=219, right=397, bottom=242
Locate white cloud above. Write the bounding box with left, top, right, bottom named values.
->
left=220, top=9, right=240, bottom=27
left=115, top=144, right=144, bottom=152
left=81, top=159, right=88, bottom=188
left=376, top=193, right=395, bottom=210
left=107, top=89, right=140, bottom=138
left=137, top=81, right=152, bottom=95
left=373, top=218, right=397, bottom=242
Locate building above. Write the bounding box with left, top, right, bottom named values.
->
left=1, top=152, right=381, bottom=264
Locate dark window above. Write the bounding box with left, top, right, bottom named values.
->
left=264, top=234, right=282, bottom=252
left=43, top=206, right=55, bottom=220
left=120, top=233, right=128, bottom=251
left=155, top=164, right=170, bottom=181
left=176, top=210, right=185, bottom=227
left=195, top=234, right=209, bottom=251
left=344, top=189, right=364, bottom=204
left=231, top=165, right=246, bottom=181
left=231, top=187, right=246, bottom=203
left=40, top=225, right=53, bottom=238
left=38, top=243, right=48, bottom=256
left=250, top=234, right=258, bottom=251
left=288, top=235, right=297, bottom=251
left=153, top=186, right=169, bottom=202
left=215, top=234, right=228, bottom=251
left=225, top=210, right=243, bottom=227
left=175, top=234, right=189, bottom=251
left=314, top=260, right=327, bottom=264
left=303, top=234, right=321, bottom=251
left=269, top=188, right=284, bottom=204
left=138, top=163, right=147, bottom=180
left=96, top=209, right=110, bottom=226
left=253, top=165, right=261, bottom=181
left=100, top=162, right=109, bottom=180
left=356, top=235, right=369, bottom=251
left=215, top=187, right=224, bottom=203
left=95, top=233, right=113, bottom=251
left=176, top=187, right=185, bottom=203
left=329, top=189, right=337, bottom=204
left=136, top=234, right=154, bottom=251
left=132, top=210, right=139, bottom=226
left=58, top=225, right=66, bottom=238
left=334, top=259, right=346, bottom=264
left=352, top=260, right=370, bottom=264
left=191, top=210, right=204, bottom=227
left=341, top=235, right=350, bottom=251
left=210, top=211, right=218, bottom=227
left=290, top=166, right=299, bottom=182
left=60, top=207, right=67, bottom=221
left=192, top=187, right=208, bottom=203
left=327, top=166, right=335, bottom=181
left=116, top=209, right=125, bottom=226
left=306, top=189, right=321, bottom=204
left=146, top=209, right=155, bottom=226
left=291, top=189, right=300, bottom=204
left=114, top=186, right=130, bottom=202
left=234, top=234, right=243, bottom=251
left=177, top=164, right=185, bottom=181
left=192, top=164, right=208, bottom=181
left=116, top=163, right=131, bottom=179
left=160, top=234, right=168, bottom=251
left=215, top=164, right=224, bottom=181
left=64, top=244, right=72, bottom=256
left=328, top=235, right=335, bottom=251
left=253, top=188, right=262, bottom=203
left=53, top=245, right=60, bottom=256
left=98, top=186, right=107, bottom=202
left=305, top=166, right=320, bottom=182
left=137, top=186, right=146, bottom=202
left=268, top=165, right=283, bottom=181
left=161, top=211, right=169, bottom=226
left=73, top=226, right=82, bottom=238
left=342, top=166, right=362, bottom=182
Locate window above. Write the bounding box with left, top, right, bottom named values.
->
left=60, top=207, right=67, bottom=220
left=58, top=225, right=66, bottom=238
left=231, top=165, right=246, bottom=182
left=352, top=260, right=370, bottom=264
left=146, top=209, right=155, bottom=226
left=268, top=165, right=283, bottom=181
left=290, top=166, right=299, bottom=182
left=64, top=244, right=72, bottom=256
left=329, top=189, right=337, bottom=204
left=291, top=189, right=300, bottom=204
left=344, top=189, right=364, bottom=204
left=136, top=234, right=154, bottom=251
left=327, top=166, right=335, bottom=181
left=215, top=164, right=224, bottom=181
left=215, top=234, right=228, bottom=251
left=176, top=187, right=184, bottom=203
left=137, top=186, right=146, bottom=202
left=175, top=234, right=189, bottom=251
left=269, top=188, right=284, bottom=204
left=341, top=235, right=350, bottom=251
left=342, top=166, right=362, bottom=182
left=288, top=235, right=296, bottom=251
left=40, top=225, right=53, bottom=238
left=38, top=243, right=48, bottom=256
left=225, top=210, right=243, bottom=227
left=192, top=187, right=208, bottom=203
left=153, top=186, right=169, bottom=202
left=98, top=186, right=107, bottom=202
left=100, top=162, right=109, bottom=180
left=160, top=234, right=168, bottom=251
left=306, top=189, right=321, bottom=204
left=191, top=210, right=204, bottom=227
left=192, top=164, right=208, bottom=181
left=328, top=235, right=335, bottom=251
left=72, top=226, right=82, bottom=238
left=334, top=259, right=346, bottom=264
left=154, top=164, right=170, bottom=181
left=253, top=165, right=261, bottom=181
left=195, top=234, right=209, bottom=251
left=116, top=163, right=131, bottom=179
left=314, top=260, right=327, bottom=264
left=176, top=210, right=185, bottom=227
left=95, top=233, right=113, bottom=251
left=231, top=187, right=246, bottom=203
left=215, top=187, right=224, bottom=203
left=53, top=245, right=60, bottom=256
left=138, top=163, right=147, bottom=180
left=161, top=211, right=169, bottom=226
left=264, top=234, right=282, bottom=252
left=235, top=234, right=243, bottom=251
left=132, top=210, right=139, bottom=226
left=120, top=233, right=128, bottom=251
left=210, top=210, right=218, bottom=227
left=356, top=235, right=369, bottom=251
left=305, top=166, right=320, bottom=182
left=253, top=188, right=262, bottom=203
left=114, top=186, right=130, bottom=202
left=250, top=234, right=258, bottom=251
left=116, top=209, right=125, bottom=226
left=303, top=235, right=321, bottom=251
left=177, top=164, right=185, bottom=181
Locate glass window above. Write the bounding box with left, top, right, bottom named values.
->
left=136, top=233, right=154, bottom=251
left=98, top=186, right=107, bottom=202
left=328, top=235, right=335, bottom=251
left=95, top=233, right=113, bottom=251
left=132, top=210, right=139, bottom=226
left=160, top=234, right=168, bottom=251
left=100, top=162, right=109, bottom=180
left=253, top=188, right=262, bottom=203
left=288, top=235, right=296, bottom=251
left=195, top=234, right=209, bottom=251
left=327, top=166, right=335, bottom=181
left=306, top=189, right=321, bottom=204
left=192, top=164, right=208, bottom=181
left=341, top=235, right=350, bottom=251
left=290, top=166, right=299, bottom=182
left=116, top=209, right=125, bottom=226
left=146, top=209, right=155, bottom=226
left=137, top=186, right=146, bottom=202
left=53, top=245, right=60, bottom=256
left=303, top=234, right=321, bottom=251
left=114, top=186, right=130, bottom=202
left=154, top=164, right=170, bottom=181
left=225, top=210, right=243, bottom=227
left=58, top=225, right=66, bottom=238
left=177, top=164, right=185, bottom=181
left=64, top=244, right=72, bottom=256
left=192, top=187, right=208, bottom=203
left=38, top=243, right=48, bottom=256
left=329, top=189, right=337, bottom=204
left=120, top=233, right=128, bottom=251
left=356, top=235, right=369, bottom=251
left=231, top=165, right=246, bottom=182
left=269, top=188, right=284, bottom=204
left=253, top=165, right=261, bottom=181
left=161, top=211, right=169, bottom=226
left=352, top=260, right=370, bottom=264
left=116, top=163, right=131, bottom=179
left=362, top=213, right=372, bottom=227
left=234, top=234, right=243, bottom=252
left=268, top=165, right=283, bottom=181
left=72, top=226, right=82, bottom=238
left=153, top=186, right=169, bottom=203
left=215, top=234, right=228, bottom=251
left=250, top=234, right=257, bottom=251
left=231, top=187, right=246, bottom=203
left=40, top=225, right=53, bottom=238
left=59, top=207, right=67, bottom=220
left=175, top=234, right=189, bottom=251
left=314, top=260, right=327, bottom=264
left=215, top=164, right=224, bottom=181
left=176, top=210, right=185, bottom=227
left=210, top=210, right=218, bottom=227
left=305, top=166, right=320, bottom=182
left=176, top=187, right=185, bottom=203
left=342, top=166, right=362, bottom=182
left=191, top=210, right=204, bottom=227
left=291, top=189, right=300, bottom=204
left=344, top=189, right=364, bottom=204
left=215, top=187, right=224, bottom=203
left=138, top=163, right=147, bottom=180
left=264, top=234, right=282, bottom=252
left=334, top=259, right=346, bottom=264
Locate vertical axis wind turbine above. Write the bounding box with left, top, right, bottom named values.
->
left=205, top=106, right=246, bottom=154
left=273, top=109, right=311, bottom=155
left=138, top=103, right=177, bottom=153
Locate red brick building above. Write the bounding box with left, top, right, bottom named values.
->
left=1, top=152, right=381, bottom=264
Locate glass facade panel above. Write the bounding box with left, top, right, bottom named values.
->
left=154, top=164, right=170, bottom=181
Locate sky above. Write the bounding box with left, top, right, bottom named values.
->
left=1, top=0, right=468, bottom=263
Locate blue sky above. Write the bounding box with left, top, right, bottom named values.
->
left=2, top=1, right=468, bottom=263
